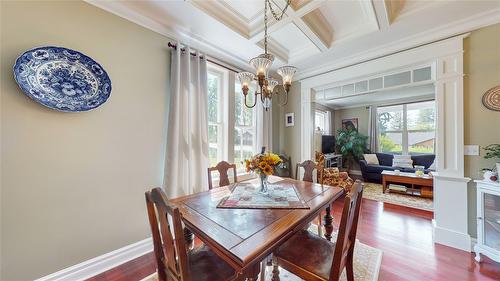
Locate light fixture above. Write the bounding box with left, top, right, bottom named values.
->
left=237, top=0, right=297, bottom=111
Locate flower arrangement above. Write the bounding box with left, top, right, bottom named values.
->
left=245, top=152, right=283, bottom=176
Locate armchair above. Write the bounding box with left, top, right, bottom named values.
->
left=315, top=152, right=354, bottom=191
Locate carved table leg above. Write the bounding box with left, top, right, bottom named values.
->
left=245, top=262, right=261, bottom=281
left=183, top=227, right=194, bottom=250
left=323, top=205, right=334, bottom=241
left=271, top=255, right=280, bottom=281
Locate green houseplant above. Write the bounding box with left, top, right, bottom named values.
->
left=482, top=144, right=500, bottom=181
left=336, top=128, right=368, bottom=172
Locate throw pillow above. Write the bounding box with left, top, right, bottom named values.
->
left=429, top=159, right=436, bottom=170
left=363, top=154, right=379, bottom=165
left=392, top=155, right=413, bottom=168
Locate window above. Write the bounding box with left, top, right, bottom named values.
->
left=207, top=71, right=224, bottom=166
left=377, top=100, right=435, bottom=155
left=315, top=110, right=330, bottom=135
left=206, top=63, right=258, bottom=172
left=234, top=82, right=256, bottom=170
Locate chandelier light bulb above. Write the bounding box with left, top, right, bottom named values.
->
left=250, top=55, right=272, bottom=76
left=237, top=72, right=255, bottom=87
left=267, top=78, right=279, bottom=92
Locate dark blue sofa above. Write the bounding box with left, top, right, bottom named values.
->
left=359, top=153, right=435, bottom=183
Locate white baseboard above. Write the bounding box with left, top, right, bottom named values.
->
left=432, top=220, right=472, bottom=252
left=35, top=238, right=153, bottom=281
left=471, top=238, right=478, bottom=252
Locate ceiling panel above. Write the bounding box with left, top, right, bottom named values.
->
left=222, top=0, right=264, bottom=23
left=320, top=0, right=377, bottom=40
left=269, top=22, right=320, bottom=61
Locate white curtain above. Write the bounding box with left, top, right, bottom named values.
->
left=164, top=43, right=209, bottom=198
left=368, top=105, right=378, bottom=153
left=256, top=103, right=273, bottom=153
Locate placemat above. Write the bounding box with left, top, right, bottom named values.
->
left=217, top=182, right=309, bottom=209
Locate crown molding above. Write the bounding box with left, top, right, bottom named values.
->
left=296, top=8, right=500, bottom=80
left=84, top=0, right=251, bottom=72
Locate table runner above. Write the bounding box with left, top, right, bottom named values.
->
left=217, top=182, right=309, bottom=209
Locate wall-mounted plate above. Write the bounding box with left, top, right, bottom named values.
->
left=482, top=85, right=500, bottom=112
left=13, top=46, right=111, bottom=112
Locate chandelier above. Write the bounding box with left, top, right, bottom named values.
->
left=237, top=0, right=297, bottom=110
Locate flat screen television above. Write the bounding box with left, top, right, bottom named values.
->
left=322, top=135, right=335, bottom=154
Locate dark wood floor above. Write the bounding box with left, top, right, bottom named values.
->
left=87, top=198, right=500, bottom=281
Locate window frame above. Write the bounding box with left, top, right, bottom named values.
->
left=377, top=100, right=435, bottom=155
left=207, top=63, right=258, bottom=179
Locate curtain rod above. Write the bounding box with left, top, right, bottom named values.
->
left=167, top=42, right=240, bottom=73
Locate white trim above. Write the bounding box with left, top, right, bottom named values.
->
left=35, top=238, right=153, bottom=281
left=296, top=8, right=499, bottom=80
left=432, top=220, right=472, bottom=252
left=471, top=238, right=478, bottom=252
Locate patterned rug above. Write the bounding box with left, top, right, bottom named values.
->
left=362, top=182, right=433, bottom=211
left=141, top=227, right=382, bottom=281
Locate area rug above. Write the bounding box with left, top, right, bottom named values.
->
left=140, top=228, right=382, bottom=281
left=363, top=182, right=433, bottom=211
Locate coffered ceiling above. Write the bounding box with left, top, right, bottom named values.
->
left=87, top=0, right=500, bottom=79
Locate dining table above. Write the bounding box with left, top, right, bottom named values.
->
left=169, top=176, right=345, bottom=280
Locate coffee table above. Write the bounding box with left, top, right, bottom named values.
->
left=381, top=170, right=434, bottom=198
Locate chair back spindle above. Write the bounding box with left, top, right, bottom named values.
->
left=208, top=161, right=238, bottom=190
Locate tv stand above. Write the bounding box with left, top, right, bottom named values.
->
left=323, top=153, right=342, bottom=169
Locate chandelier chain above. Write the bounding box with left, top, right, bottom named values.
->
left=264, top=0, right=291, bottom=54
left=267, top=0, right=291, bottom=21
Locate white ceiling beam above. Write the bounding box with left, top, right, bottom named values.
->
left=248, top=0, right=327, bottom=43
left=369, top=0, right=391, bottom=30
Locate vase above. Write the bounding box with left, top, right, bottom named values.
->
left=259, top=173, right=269, bottom=194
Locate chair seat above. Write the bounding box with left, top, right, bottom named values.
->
left=188, top=245, right=236, bottom=281
left=275, top=230, right=336, bottom=280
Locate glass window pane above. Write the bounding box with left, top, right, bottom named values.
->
left=377, top=105, right=403, bottom=132
left=413, top=67, right=432, bottom=82
left=409, top=131, right=435, bottom=154
left=207, top=73, right=219, bottom=123
left=379, top=133, right=402, bottom=154
left=234, top=82, right=256, bottom=171
left=407, top=101, right=435, bottom=130
left=208, top=124, right=218, bottom=166
left=384, top=71, right=411, bottom=88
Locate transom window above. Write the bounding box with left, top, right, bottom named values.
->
left=377, top=100, right=435, bottom=155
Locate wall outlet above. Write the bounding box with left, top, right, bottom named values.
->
left=464, top=145, right=480, bottom=156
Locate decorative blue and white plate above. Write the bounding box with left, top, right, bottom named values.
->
left=13, top=46, right=111, bottom=112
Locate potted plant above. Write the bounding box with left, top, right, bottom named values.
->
left=336, top=128, right=368, bottom=172
left=482, top=144, right=500, bottom=182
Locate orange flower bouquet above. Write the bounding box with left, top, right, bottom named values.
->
left=244, top=152, right=282, bottom=193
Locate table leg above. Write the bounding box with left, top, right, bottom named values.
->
left=245, top=262, right=261, bottom=281
left=382, top=176, right=387, bottom=193
left=183, top=227, right=194, bottom=251
left=271, top=255, right=280, bottom=281
left=323, top=205, right=334, bottom=241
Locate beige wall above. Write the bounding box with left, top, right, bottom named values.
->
left=273, top=82, right=302, bottom=178
left=333, top=106, right=370, bottom=137
left=464, top=23, right=500, bottom=237
left=1, top=1, right=171, bottom=280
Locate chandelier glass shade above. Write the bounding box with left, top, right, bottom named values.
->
left=237, top=0, right=296, bottom=110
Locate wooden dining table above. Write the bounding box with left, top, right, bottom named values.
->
left=169, top=177, right=345, bottom=280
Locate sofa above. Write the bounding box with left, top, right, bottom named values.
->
left=359, top=153, right=435, bottom=183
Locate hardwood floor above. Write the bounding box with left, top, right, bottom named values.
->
left=87, top=198, right=500, bottom=281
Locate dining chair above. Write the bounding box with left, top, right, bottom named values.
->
left=296, top=159, right=324, bottom=235
left=273, top=180, right=364, bottom=281
left=145, top=187, right=239, bottom=281
left=208, top=161, right=238, bottom=190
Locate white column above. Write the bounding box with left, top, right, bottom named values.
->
left=432, top=48, right=472, bottom=252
